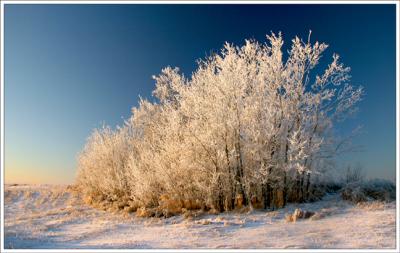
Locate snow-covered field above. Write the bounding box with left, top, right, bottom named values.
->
left=4, top=184, right=396, bottom=249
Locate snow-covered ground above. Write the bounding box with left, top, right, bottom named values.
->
left=4, top=184, right=396, bottom=249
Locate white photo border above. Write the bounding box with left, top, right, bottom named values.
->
left=1, top=1, right=398, bottom=252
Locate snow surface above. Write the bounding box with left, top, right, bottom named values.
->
left=4, top=184, right=396, bottom=249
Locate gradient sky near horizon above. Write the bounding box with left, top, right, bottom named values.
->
left=5, top=4, right=397, bottom=184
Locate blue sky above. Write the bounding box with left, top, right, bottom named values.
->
left=4, top=4, right=396, bottom=184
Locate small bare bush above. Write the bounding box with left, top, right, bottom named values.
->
left=341, top=182, right=368, bottom=203
left=344, top=165, right=365, bottom=184
left=341, top=179, right=395, bottom=204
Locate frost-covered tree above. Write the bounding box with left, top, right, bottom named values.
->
left=76, top=32, right=363, bottom=213
left=76, top=125, right=133, bottom=202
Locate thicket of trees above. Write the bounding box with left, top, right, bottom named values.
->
left=76, top=33, right=363, bottom=213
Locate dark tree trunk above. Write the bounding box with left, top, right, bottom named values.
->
left=234, top=104, right=248, bottom=207
left=262, top=183, right=267, bottom=209
left=305, top=172, right=311, bottom=201
left=300, top=171, right=305, bottom=202
left=224, top=137, right=235, bottom=210
left=263, top=166, right=273, bottom=209
left=218, top=193, right=224, bottom=211
left=230, top=188, right=235, bottom=210
left=263, top=182, right=272, bottom=209
left=216, top=174, right=224, bottom=212
left=271, top=188, right=277, bottom=210
left=267, top=183, right=272, bottom=209
left=296, top=172, right=301, bottom=202
left=235, top=145, right=247, bottom=206
left=283, top=171, right=287, bottom=206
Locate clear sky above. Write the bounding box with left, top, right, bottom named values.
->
left=4, top=4, right=396, bottom=184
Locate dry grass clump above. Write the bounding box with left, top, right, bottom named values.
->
left=159, top=195, right=203, bottom=213
left=136, top=207, right=153, bottom=218
left=83, top=193, right=140, bottom=214
left=134, top=195, right=207, bottom=218
left=182, top=209, right=205, bottom=219
left=309, top=208, right=334, bottom=221
left=250, top=196, right=264, bottom=209
left=356, top=201, right=386, bottom=211
left=4, top=189, right=20, bottom=204
left=285, top=208, right=315, bottom=222
left=196, top=219, right=211, bottom=225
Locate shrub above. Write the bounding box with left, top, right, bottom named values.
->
left=76, top=32, right=363, bottom=215
left=362, top=179, right=395, bottom=202
left=341, top=179, right=395, bottom=203
left=76, top=126, right=133, bottom=202
left=341, top=182, right=368, bottom=203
